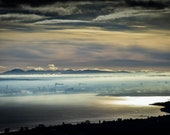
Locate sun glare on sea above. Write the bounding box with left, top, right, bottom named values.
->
left=103, top=96, right=170, bottom=106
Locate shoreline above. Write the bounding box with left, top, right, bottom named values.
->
left=1, top=115, right=170, bottom=135
left=1, top=101, right=170, bottom=135
left=1, top=94, right=168, bottom=133
left=151, top=101, right=170, bottom=113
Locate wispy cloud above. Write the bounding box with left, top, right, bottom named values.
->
left=93, top=9, right=155, bottom=21
left=34, top=19, right=90, bottom=25
left=20, top=3, right=82, bottom=16
left=92, top=8, right=170, bottom=29
left=0, top=13, right=46, bottom=23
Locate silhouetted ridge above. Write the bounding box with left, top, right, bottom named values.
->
left=4, top=69, right=25, bottom=74
left=2, top=68, right=131, bottom=75
left=1, top=115, right=170, bottom=135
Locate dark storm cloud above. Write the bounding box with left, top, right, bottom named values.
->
left=0, top=0, right=169, bottom=8
left=1, top=0, right=169, bottom=17
left=10, top=2, right=115, bottom=19
left=0, top=0, right=59, bottom=7
left=0, top=0, right=170, bottom=31
left=125, top=0, right=170, bottom=9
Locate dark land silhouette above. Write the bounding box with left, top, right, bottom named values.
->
left=151, top=101, right=170, bottom=113
left=1, top=68, right=131, bottom=75
left=1, top=101, right=170, bottom=135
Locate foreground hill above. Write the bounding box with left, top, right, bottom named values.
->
left=1, top=101, right=170, bottom=135
left=1, top=114, right=170, bottom=135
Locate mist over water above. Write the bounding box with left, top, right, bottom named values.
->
left=0, top=73, right=170, bottom=131
left=0, top=73, right=170, bottom=96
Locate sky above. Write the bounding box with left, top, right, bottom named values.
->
left=0, top=0, right=170, bottom=72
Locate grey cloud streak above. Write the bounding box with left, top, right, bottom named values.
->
left=20, top=3, right=82, bottom=16
left=123, top=46, right=170, bottom=61
left=80, top=59, right=170, bottom=68
left=0, top=13, right=46, bottom=23
left=93, top=8, right=157, bottom=21
left=70, top=45, right=170, bottom=68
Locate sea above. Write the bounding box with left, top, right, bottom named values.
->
left=0, top=72, right=170, bottom=132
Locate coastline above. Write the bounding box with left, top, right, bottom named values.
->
left=1, top=115, right=170, bottom=135
left=0, top=94, right=168, bottom=132
left=1, top=101, right=170, bottom=135
left=151, top=101, right=170, bottom=113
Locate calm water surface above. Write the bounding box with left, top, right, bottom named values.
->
left=0, top=94, right=169, bottom=131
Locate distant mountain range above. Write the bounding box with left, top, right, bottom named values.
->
left=1, top=68, right=131, bottom=75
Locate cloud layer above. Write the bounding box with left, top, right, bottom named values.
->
left=0, top=1, right=170, bottom=71
left=0, top=1, right=170, bottom=31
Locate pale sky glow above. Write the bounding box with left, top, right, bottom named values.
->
left=0, top=0, right=170, bottom=72
left=1, top=29, right=170, bottom=49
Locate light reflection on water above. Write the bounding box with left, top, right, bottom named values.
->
left=0, top=94, right=169, bottom=131
left=102, top=96, right=170, bottom=106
